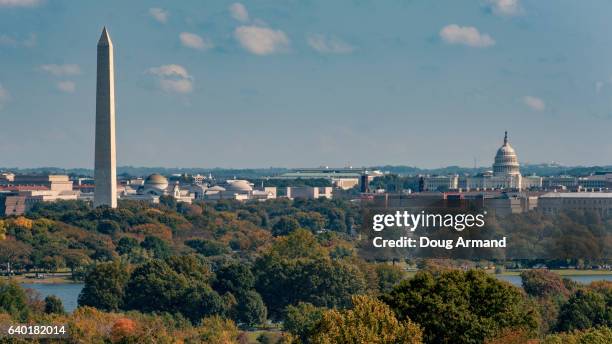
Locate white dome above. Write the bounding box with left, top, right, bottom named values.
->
left=225, top=179, right=253, bottom=192
left=493, top=132, right=520, bottom=176
left=144, top=173, right=169, bottom=190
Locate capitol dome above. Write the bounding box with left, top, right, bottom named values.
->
left=493, top=132, right=520, bottom=176
left=144, top=173, right=169, bottom=191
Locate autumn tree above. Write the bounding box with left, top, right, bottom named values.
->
left=520, top=269, right=575, bottom=335
left=309, top=295, right=423, bottom=344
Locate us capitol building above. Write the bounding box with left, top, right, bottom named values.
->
left=466, top=131, right=542, bottom=190
left=422, top=132, right=542, bottom=191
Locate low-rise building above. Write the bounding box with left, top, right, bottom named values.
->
left=421, top=175, right=459, bottom=192
left=286, top=186, right=333, bottom=199
left=538, top=192, right=612, bottom=216
left=120, top=173, right=194, bottom=203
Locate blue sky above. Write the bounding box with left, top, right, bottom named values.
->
left=0, top=0, right=611, bottom=168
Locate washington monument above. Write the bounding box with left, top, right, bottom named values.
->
left=94, top=27, right=117, bottom=208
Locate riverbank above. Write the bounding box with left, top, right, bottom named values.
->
left=2, top=273, right=78, bottom=284
left=4, top=268, right=611, bottom=284
left=497, top=269, right=612, bottom=276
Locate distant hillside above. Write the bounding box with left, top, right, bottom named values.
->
left=2, top=163, right=611, bottom=178
left=372, top=164, right=612, bottom=177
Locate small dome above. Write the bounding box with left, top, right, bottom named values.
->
left=144, top=173, right=169, bottom=190
left=208, top=185, right=226, bottom=192
left=225, top=179, right=253, bottom=192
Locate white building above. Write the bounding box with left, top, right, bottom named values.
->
left=193, top=179, right=277, bottom=202
left=538, top=192, right=612, bottom=216
left=120, top=173, right=194, bottom=204
left=467, top=132, right=526, bottom=190
left=286, top=186, right=333, bottom=199
left=422, top=175, right=459, bottom=192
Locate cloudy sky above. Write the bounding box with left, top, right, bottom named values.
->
left=1, top=0, right=611, bottom=168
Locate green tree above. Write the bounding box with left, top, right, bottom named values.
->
left=63, top=249, right=92, bottom=275
left=165, top=254, right=213, bottom=282
left=78, top=260, right=130, bottom=311
left=255, top=255, right=367, bottom=319
left=556, top=289, right=612, bottom=332
left=212, top=262, right=266, bottom=326
left=382, top=269, right=540, bottom=344
left=0, top=280, right=31, bottom=321
left=283, top=302, right=325, bottom=343
left=181, top=283, right=229, bottom=323
left=44, top=295, right=65, bottom=314
left=97, top=219, right=121, bottom=235
left=140, top=236, right=171, bottom=259
left=185, top=239, right=228, bottom=257
left=375, top=264, right=405, bottom=293
left=295, top=212, right=327, bottom=232
left=234, top=290, right=267, bottom=326
left=272, top=216, right=300, bottom=236
left=116, top=237, right=139, bottom=256
left=310, top=295, right=423, bottom=344
left=213, top=262, right=255, bottom=295
left=124, top=259, right=188, bottom=313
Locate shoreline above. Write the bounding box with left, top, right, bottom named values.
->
left=496, top=269, right=612, bottom=277
left=2, top=274, right=80, bottom=284
left=5, top=268, right=611, bottom=285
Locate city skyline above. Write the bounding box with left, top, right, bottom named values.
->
left=1, top=1, right=611, bottom=168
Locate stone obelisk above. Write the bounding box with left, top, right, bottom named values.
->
left=94, top=27, right=117, bottom=208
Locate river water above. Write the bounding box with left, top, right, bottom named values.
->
left=21, top=283, right=84, bottom=313
left=21, top=274, right=612, bottom=313
left=496, top=274, right=612, bottom=286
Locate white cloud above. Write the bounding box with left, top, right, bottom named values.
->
left=523, top=96, right=545, bottom=111
left=229, top=3, right=249, bottom=22
left=440, top=24, right=495, bottom=48
left=307, top=34, right=354, bottom=54
left=147, top=64, right=193, bottom=94
left=149, top=8, right=168, bottom=24
left=0, top=33, right=36, bottom=47
left=0, top=34, right=17, bottom=46
left=486, top=0, right=522, bottom=16
left=179, top=32, right=213, bottom=51
left=234, top=25, right=289, bottom=55
left=148, top=64, right=190, bottom=79
left=57, top=81, right=75, bottom=93
left=0, top=83, right=10, bottom=110
left=0, top=0, right=40, bottom=7
left=40, top=64, right=81, bottom=76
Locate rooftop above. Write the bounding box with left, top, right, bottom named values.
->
left=540, top=192, right=612, bottom=198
